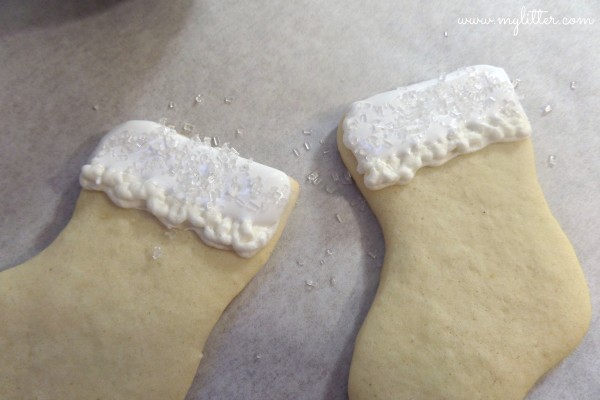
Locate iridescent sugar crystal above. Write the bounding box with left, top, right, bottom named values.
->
left=325, top=183, right=338, bottom=194
left=152, top=245, right=163, bottom=260
left=342, top=65, right=532, bottom=189
left=307, top=171, right=321, bottom=185
left=305, top=279, right=316, bottom=288
left=182, top=122, right=195, bottom=134
left=542, top=104, right=552, bottom=116
left=79, top=121, right=292, bottom=258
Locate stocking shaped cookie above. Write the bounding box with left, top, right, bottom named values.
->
left=337, top=66, right=591, bottom=400
left=0, top=121, right=298, bottom=399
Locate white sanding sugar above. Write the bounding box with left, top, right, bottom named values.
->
left=342, top=65, right=532, bottom=190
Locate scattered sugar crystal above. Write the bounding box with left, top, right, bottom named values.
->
left=570, top=81, right=577, bottom=90
left=293, top=148, right=300, bottom=157
left=182, top=122, right=195, bottom=134
left=443, top=31, right=448, bottom=38
left=212, top=136, right=220, bottom=147
left=92, top=105, right=99, bottom=111
left=168, top=101, right=175, bottom=110
left=307, top=171, right=320, bottom=184
left=152, top=245, right=163, bottom=260
left=367, top=251, right=377, bottom=259
left=297, top=259, right=306, bottom=266
left=542, top=104, right=552, bottom=116
left=224, top=97, right=233, bottom=104
left=304, top=142, right=311, bottom=151
left=325, top=183, right=338, bottom=194
left=326, top=249, right=333, bottom=256
left=329, top=276, right=336, bottom=287
left=248, top=200, right=261, bottom=212
left=303, top=129, right=312, bottom=135
left=512, top=78, right=521, bottom=89
left=320, top=259, right=326, bottom=265
left=341, top=170, right=353, bottom=184
left=547, top=154, right=557, bottom=168
left=255, top=354, right=262, bottom=360
left=195, top=94, right=204, bottom=103
left=335, top=213, right=343, bottom=223
left=235, top=128, right=244, bottom=136
left=305, top=279, right=316, bottom=288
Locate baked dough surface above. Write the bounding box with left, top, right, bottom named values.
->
left=337, top=124, right=590, bottom=400
left=0, top=180, right=298, bottom=400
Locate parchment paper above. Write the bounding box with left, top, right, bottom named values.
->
left=1, top=1, right=598, bottom=399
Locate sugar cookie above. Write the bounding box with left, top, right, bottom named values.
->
left=338, top=66, right=590, bottom=400
left=0, top=121, right=298, bottom=399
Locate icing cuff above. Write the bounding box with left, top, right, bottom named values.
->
left=80, top=120, right=292, bottom=258
left=342, top=65, right=532, bottom=190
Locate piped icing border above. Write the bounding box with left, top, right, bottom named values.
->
left=342, top=65, right=532, bottom=190
left=80, top=120, right=292, bottom=258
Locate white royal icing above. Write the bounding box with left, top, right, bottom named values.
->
left=80, top=120, right=292, bottom=258
left=342, top=65, right=532, bottom=190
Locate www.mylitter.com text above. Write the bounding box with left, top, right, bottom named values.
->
left=457, top=6, right=595, bottom=36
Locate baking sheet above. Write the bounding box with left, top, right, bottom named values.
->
left=0, top=1, right=598, bottom=399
